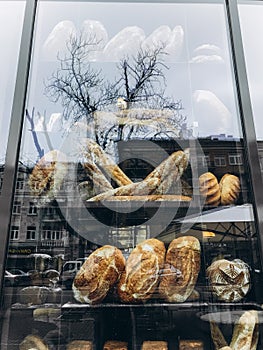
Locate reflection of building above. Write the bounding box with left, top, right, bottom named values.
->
left=0, top=136, right=260, bottom=269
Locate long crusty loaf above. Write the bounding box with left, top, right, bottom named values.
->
left=230, top=310, right=258, bottom=350
left=158, top=236, right=201, bottom=302
left=73, top=245, right=125, bottom=304
left=87, top=177, right=160, bottom=201
left=83, top=161, right=113, bottom=192
left=84, top=139, right=132, bottom=186
left=210, top=321, right=228, bottom=350
left=118, top=239, right=165, bottom=303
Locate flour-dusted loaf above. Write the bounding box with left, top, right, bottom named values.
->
left=118, top=238, right=166, bottom=303
left=19, top=335, right=49, bottom=350
left=67, top=340, right=93, bottom=350
left=103, top=340, right=128, bottom=349
left=158, top=236, right=201, bottom=302
left=199, top=172, right=220, bottom=206
left=145, top=149, right=189, bottom=195
left=206, top=259, right=251, bottom=302
left=219, top=173, right=241, bottom=205
left=84, top=138, right=132, bottom=186
left=230, top=310, right=259, bottom=350
left=141, top=341, right=168, bottom=350
left=73, top=245, right=125, bottom=304
left=29, top=149, right=68, bottom=201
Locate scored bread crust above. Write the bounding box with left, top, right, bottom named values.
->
left=141, top=341, right=168, bottom=350
left=219, top=173, right=241, bottom=205
left=199, top=172, right=220, bottom=206
left=29, top=149, right=68, bottom=200
left=84, top=139, right=132, bottom=186
left=206, top=259, right=250, bottom=302
left=73, top=245, right=125, bottom=304
left=118, top=239, right=166, bottom=303
left=67, top=340, right=93, bottom=350
left=158, top=236, right=201, bottom=302
left=103, top=340, right=128, bottom=349
left=19, top=334, right=49, bottom=350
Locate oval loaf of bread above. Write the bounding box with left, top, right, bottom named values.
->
left=158, top=236, right=201, bottom=302
left=219, top=173, right=241, bottom=205
left=73, top=245, right=125, bottom=304
left=118, top=238, right=166, bottom=303
left=199, top=172, right=220, bottom=206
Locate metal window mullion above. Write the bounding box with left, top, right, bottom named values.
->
left=226, top=0, right=263, bottom=266
left=0, top=0, right=37, bottom=303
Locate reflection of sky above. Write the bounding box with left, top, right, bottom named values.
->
left=239, top=3, right=263, bottom=140
left=0, top=2, right=25, bottom=162
left=1, top=1, right=246, bottom=162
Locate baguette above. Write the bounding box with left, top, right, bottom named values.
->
left=210, top=321, right=228, bottom=350
left=84, top=139, right=132, bottom=186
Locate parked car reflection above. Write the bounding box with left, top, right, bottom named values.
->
left=4, top=270, right=31, bottom=286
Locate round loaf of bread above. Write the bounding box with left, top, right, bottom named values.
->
left=73, top=245, right=125, bottom=304
left=207, top=259, right=250, bottom=302
left=67, top=340, right=93, bottom=349
left=199, top=172, right=220, bottom=206
left=158, top=236, right=201, bottom=302
left=19, top=335, right=49, bottom=350
left=118, top=238, right=165, bottom=303
left=219, top=173, right=240, bottom=205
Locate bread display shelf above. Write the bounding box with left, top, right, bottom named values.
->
left=60, top=301, right=262, bottom=310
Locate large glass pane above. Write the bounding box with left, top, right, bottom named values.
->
left=2, top=1, right=262, bottom=349
left=238, top=1, right=263, bottom=171
left=0, top=1, right=26, bottom=192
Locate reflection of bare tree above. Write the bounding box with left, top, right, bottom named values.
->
left=44, top=33, right=117, bottom=125
left=44, top=32, right=188, bottom=151
left=26, top=108, right=54, bottom=159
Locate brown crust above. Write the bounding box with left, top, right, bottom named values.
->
left=73, top=246, right=125, bottom=304
left=210, top=321, right=228, bottom=350
left=158, top=236, right=201, bottom=302
left=199, top=172, right=220, bottom=206
left=88, top=194, right=192, bottom=202
left=87, top=178, right=160, bottom=201
left=141, top=341, right=168, bottom=350
left=29, top=150, right=68, bottom=199
left=83, top=162, right=113, bottom=192
left=219, top=173, right=241, bottom=205
left=84, top=139, right=132, bottom=186
left=103, top=340, right=128, bottom=350
left=118, top=239, right=165, bottom=303
left=67, top=340, right=93, bottom=350
left=179, top=340, right=204, bottom=349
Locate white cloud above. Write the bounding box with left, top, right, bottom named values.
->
left=193, top=90, right=232, bottom=136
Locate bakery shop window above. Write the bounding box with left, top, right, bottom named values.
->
left=26, top=226, right=36, bottom=240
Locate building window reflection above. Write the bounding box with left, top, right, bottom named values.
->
left=214, top=155, right=226, bottom=167
left=26, top=226, right=36, bottom=240
left=229, top=153, right=243, bottom=165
